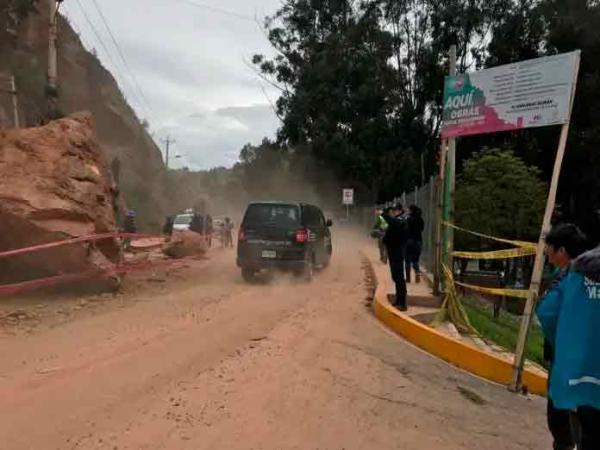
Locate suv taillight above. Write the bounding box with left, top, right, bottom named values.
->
left=238, top=228, right=246, bottom=242
left=295, top=229, right=308, bottom=243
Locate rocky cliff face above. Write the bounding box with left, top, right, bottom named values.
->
left=0, top=1, right=170, bottom=231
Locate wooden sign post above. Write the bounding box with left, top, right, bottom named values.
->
left=510, top=51, right=581, bottom=392
left=439, top=49, right=581, bottom=392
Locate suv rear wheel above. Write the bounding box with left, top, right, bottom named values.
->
left=241, top=268, right=256, bottom=282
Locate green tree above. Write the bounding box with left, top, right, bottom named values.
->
left=455, top=149, right=547, bottom=249
left=480, top=0, right=600, bottom=243
left=253, top=0, right=514, bottom=203
left=253, top=1, right=402, bottom=201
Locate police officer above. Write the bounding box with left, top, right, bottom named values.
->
left=383, top=205, right=408, bottom=311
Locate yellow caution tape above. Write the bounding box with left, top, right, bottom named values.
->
left=454, top=281, right=529, bottom=299
left=453, top=247, right=537, bottom=260
left=434, top=264, right=479, bottom=335
left=443, top=222, right=537, bottom=251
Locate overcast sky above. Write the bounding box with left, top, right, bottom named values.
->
left=62, top=0, right=282, bottom=170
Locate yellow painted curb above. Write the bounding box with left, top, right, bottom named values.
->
left=373, top=268, right=548, bottom=396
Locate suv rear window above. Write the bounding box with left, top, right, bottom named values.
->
left=244, top=204, right=300, bottom=227
left=174, top=214, right=193, bottom=225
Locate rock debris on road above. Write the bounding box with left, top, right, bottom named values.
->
left=0, top=231, right=549, bottom=449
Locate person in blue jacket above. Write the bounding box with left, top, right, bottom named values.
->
left=541, top=223, right=587, bottom=450
left=537, top=244, right=600, bottom=450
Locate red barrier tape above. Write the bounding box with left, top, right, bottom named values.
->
left=0, top=254, right=202, bottom=296
left=0, top=232, right=161, bottom=259
left=0, top=232, right=217, bottom=296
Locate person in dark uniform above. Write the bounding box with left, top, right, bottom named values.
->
left=163, top=215, right=175, bottom=236
left=189, top=213, right=205, bottom=234
left=383, top=205, right=408, bottom=311
left=405, top=205, right=424, bottom=283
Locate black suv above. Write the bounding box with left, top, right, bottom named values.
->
left=237, top=202, right=333, bottom=281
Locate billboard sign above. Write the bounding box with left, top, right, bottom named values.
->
left=442, top=51, right=579, bottom=138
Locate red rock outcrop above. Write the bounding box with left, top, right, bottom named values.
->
left=0, top=113, right=121, bottom=284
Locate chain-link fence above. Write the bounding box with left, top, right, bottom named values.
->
left=392, top=177, right=436, bottom=271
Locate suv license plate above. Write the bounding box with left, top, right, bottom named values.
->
left=262, top=250, right=277, bottom=259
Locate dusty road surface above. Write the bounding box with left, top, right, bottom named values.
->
left=0, top=230, right=549, bottom=449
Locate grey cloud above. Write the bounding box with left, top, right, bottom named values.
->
left=62, top=0, right=282, bottom=168
left=156, top=104, right=279, bottom=169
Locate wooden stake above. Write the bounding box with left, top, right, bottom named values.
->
left=510, top=50, right=581, bottom=392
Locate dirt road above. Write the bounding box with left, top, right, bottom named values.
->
left=0, top=231, right=549, bottom=449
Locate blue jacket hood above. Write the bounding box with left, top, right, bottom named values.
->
left=537, top=248, right=600, bottom=410
left=573, top=245, right=600, bottom=281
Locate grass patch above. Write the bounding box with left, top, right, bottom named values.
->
left=462, top=298, right=545, bottom=366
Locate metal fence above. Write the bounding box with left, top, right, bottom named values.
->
left=395, top=176, right=436, bottom=271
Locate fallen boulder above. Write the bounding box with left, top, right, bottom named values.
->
left=0, top=112, right=121, bottom=285
left=162, top=231, right=208, bottom=259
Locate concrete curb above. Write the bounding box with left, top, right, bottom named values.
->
left=371, top=258, right=548, bottom=396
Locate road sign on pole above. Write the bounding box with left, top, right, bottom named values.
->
left=342, top=189, right=354, bottom=206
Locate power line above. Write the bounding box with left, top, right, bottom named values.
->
left=88, top=0, right=153, bottom=116
left=169, top=0, right=255, bottom=22
left=73, top=0, right=146, bottom=113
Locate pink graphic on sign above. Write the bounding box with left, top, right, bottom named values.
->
left=442, top=105, right=522, bottom=138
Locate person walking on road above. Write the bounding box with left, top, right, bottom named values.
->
left=537, top=235, right=600, bottom=450
left=123, top=209, right=137, bottom=251
left=163, top=215, right=174, bottom=236
left=383, top=205, right=408, bottom=311
left=372, top=208, right=388, bottom=264
left=223, top=217, right=234, bottom=248
left=540, top=223, right=588, bottom=450
left=405, top=205, right=424, bottom=283
left=206, top=215, right=214, bottom=248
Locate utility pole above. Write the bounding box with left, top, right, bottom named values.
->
left=47, top=0, right=62, bottom=117
left=420, top=152, right=425, bottom=186
left=161, top=136, right=176, bottom=169
left=0, top=74, right=19, bottom=128
left=10, top=75, right=19, bottom=128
